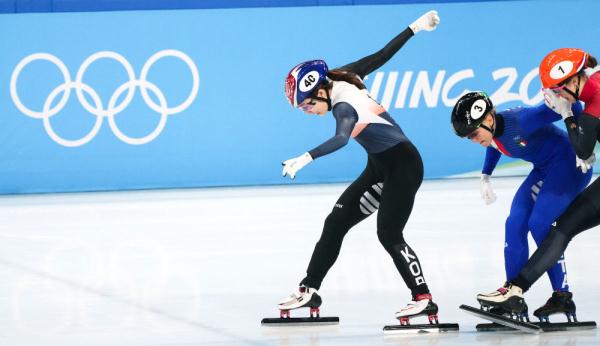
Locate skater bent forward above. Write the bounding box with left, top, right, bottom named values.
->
left=277, top=10, right=442, bottom=324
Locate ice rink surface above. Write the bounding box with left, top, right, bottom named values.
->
left=0, top=176, right=599, bottom=345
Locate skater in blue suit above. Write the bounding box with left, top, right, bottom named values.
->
left=450, top=92, right=591, bottom=318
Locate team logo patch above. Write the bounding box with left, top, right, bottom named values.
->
left=514, top=136, right=527, bottom=147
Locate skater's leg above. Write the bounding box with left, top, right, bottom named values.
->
left=300, top=160, right=379, bottom=289
left=513, top=176, right=600, bottom=292
left=504, top=172, right=538, bottom=282
left=475, top=173, right=536, bottom=316
left=527, top=160, right=591, bottom=292
left=374, top=142, right=430, bottom=297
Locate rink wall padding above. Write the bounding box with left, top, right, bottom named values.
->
left=1, top=1, right=599, bottom=193
left=0, top=0, right=521, bottom=14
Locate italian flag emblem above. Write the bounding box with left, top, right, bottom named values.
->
left=518, top=139, right=527, bottom=147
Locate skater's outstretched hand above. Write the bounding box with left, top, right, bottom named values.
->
left=282, top=152, right=313, bottom=180
left=409, top=10, right=440, bottom=34
left=480, top=174, right=497, bottom=205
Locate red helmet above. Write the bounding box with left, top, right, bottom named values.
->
left=539, top=48, right=589, bottom=88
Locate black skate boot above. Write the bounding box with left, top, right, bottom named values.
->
left=534, top=291, right=577, bottom=323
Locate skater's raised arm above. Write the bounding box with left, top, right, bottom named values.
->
left=339, top=10, right=439, bottom=79
left=543, top=90, right=597, bottom=160
left=564, top=114, right=600, bottom=160
left=538, top=49, right=600, bottom=161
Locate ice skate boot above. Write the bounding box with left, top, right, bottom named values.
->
left=278, top=285, right=322, bottom=318
left=384, top=294, right=459, bottom=334
left=262, top=285, right=339, bottom=326
left=534, top=291, right=577, bottom=323
left=395, top=293, right=439, bottom=325
left=470, top=290, right=596, bottom=332
left=477, top=283, right=529, bottom=321
left=460, top=284, right=539, bottom=333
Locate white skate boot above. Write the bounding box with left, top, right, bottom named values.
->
left=477, top=283, right=528, bottom=320
left=262, top=285, right=338, bottom=325
left=278, top=285, right=322, bottom=318
left=395, top=293, right=439, bottom=325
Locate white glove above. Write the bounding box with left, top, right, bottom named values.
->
left=576, top=153, right=595, bottom=173
left=282, top=152, right=313, bottom=180
left=543, top=88, right=574, bottom=120
left=480, top=174, right=497, bottom=205
left=409, top=10, right=440, bottom=34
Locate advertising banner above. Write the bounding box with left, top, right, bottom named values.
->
left=1, top=0, right=598, bottom=193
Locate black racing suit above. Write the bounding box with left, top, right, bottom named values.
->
left=299, top=28, right=431, bottom=297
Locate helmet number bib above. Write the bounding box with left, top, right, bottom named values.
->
left=470, top=99, right=487, bottom=119
left=550, top=61, right=574, bottom=80
left=305, top=74, right=316, bottom=87
left=299, top=71, right=320, bottom=92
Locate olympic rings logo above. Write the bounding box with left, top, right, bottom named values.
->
left=10, top=50, right=199, bottom=147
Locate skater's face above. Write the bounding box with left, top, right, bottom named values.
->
left=299, top=89, right=329, bottom=116
left=467, top=114, right=494, bottom=147
left=553, top=76, right=583, bottom=104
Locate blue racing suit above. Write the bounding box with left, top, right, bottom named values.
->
left=482, top=102, right=591, bottom=292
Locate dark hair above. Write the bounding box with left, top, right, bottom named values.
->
left=587, top=54, right=598, bottom=68
left=310, top=69, right=366, bottom=98
left=564, top=54, right=597, bottom=85
left=327, top=69, right=366, bottom=90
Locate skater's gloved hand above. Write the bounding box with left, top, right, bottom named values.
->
left=480, top=174, right=497, bottom=205
left=409, top=10, right=440, bottom=34
left=282, top=152, right=313, bottom=180
left=543, top=88, right=574, bottom=120
left=576, top=153, right=595, bottom=174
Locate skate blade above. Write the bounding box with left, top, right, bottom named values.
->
left=477, top=321, right=596, bottom=332
left=534, top=321, right=595, bottom=332
left=460, top=304, right=541, bottom=334
left=383, top=323, right=459, bottom=335
left=261, top=317, right=339, bottom=326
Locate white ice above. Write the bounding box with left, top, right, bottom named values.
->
left=0, top=176, right=598, bottom=345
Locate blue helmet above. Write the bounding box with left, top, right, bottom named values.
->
left=285, top=60, right=329, bottom=107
